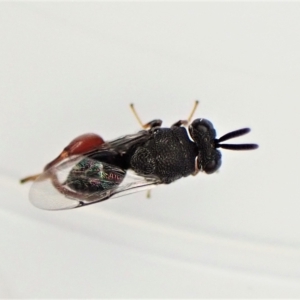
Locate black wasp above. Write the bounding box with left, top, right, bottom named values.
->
left=21, top=101, right=258, bottom=210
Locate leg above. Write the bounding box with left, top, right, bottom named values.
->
left=44, top=133, right=105, bottom=171
left=21, top=133, right=105, bottom=183
left=170, top=101, right=199, bottom=128
left=130, top=103, right=162, bottom=129
left=192, top=157, right=200, bottom=176
left=187, top=100, right=199, bottom=124
left=143, top=119, right=162, bottom=129
left=171, top=120, right=188, bottom=128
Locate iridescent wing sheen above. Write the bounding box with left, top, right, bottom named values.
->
left=29, top=131, right=160, bottom=210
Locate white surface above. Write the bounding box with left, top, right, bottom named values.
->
left=1, top=2, right=300, bottom=298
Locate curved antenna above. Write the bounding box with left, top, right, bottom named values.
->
left=218, top=128, right=251, bottom=143
left=215, top=128, right=258, bottom=151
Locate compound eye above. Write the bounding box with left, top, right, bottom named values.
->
left=191, top=119, right=214, bottom=133
left=204, top=158, right=222, bottom=174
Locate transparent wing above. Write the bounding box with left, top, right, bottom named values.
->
left=29, top=156, right=161, bottom=210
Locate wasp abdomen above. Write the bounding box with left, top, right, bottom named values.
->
left=66, top=158, right=126, bottom=194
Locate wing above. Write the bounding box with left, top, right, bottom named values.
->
left=88, top=130, right=152, bottom=155
left=29, top=131, right=160, bottom=210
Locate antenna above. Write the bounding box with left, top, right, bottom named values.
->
left=215, top=128, right=258, bottom=150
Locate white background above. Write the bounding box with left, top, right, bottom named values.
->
left=1, top=2, right=300, bottom=298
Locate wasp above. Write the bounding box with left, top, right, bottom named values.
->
left=21, top=101, right=258, bottom=210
